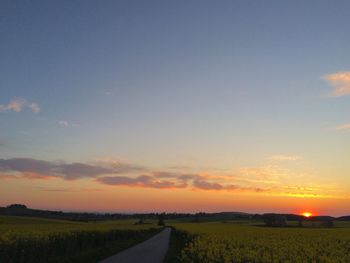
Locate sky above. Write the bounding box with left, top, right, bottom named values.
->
left=0, top=0, right=350, bottom=216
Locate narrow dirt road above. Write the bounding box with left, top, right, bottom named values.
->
left=99, top=228, right=171, bottom=263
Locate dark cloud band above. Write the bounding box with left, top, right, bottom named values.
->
left=0, top=158, right=143, bottom=180
left=0, top=157, right=268, bottom=192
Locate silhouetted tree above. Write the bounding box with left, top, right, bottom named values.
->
left=7, top=204, right=27, bottom=209
left=263, top=214, right=287, bottom=227
left=157, top=213, right=165, bottom=226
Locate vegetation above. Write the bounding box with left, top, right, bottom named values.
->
left=263, top=214, right=287, bottom=227
left=163, top=228, right=194, bottom=263
left=2, top=206, right=349, bottom=263
left=168, top=220, right=350, bottom=263
left=0, top=204, right=198, bottom=222
left=158, top=213, right=166, bottom=226
left=0, top=216, right=160, bottom=263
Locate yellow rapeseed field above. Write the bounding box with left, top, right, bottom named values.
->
left=171, top=221, right=350, bottom=263
left=0, top=216, right=159, bottom=263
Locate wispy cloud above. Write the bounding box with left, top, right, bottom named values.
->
left=323, top=71, right=350, bottom=97
left=0, top=98, right=40, bottom=113
left=58, top=120, right=69, bottom=127
left=58, top=120, right=80, bottom=128
left=28, top=103, right=40, bottom=113
left=269, top=155, right=301, bottom=161
left=336, top=123, right=350, bottom=131
left=239, top=165, right=288, bottom=180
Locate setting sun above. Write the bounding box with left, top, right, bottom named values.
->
left=302, top=212, right=313, bottom=218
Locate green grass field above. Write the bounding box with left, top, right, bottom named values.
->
left=0, top=216, right=160, bottom=263
left=169, top=220, right=350, bottom=263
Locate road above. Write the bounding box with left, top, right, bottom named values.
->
left=99, top=227, right=171, bottom=263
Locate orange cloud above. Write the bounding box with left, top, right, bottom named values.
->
left=336, top=123, right=350, bottom=131
left=0, top=98, right=40, bottom=113
left=323, top=71, right=350, bottom=97
left=269, top=155, right=301, bottom=161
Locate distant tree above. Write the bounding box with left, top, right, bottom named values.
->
left=157, top=213, right=165, bottom=226
left=6, top=204, right=27, bottom=209
left=263, top=214, right=287, bottom=227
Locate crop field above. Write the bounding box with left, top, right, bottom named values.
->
left=170, top=221, right=350, bottom=263
left=0, top=216, right=160, bottom=263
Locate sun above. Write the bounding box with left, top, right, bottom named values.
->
left=302, top=212, right=312, bottom=218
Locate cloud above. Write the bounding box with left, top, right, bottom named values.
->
left=93, top=158, right=146, bottom=173
left=0, top=98, right=40, bottom=113
left=97, top=175, right=187, bottom=189
left=239, top=165, right=285, bottom=180
left=54, top=162, right=114, bottom=180
left=269, top=155, right=301, bottom=161
left=28, top=103, right=40, bottom=113
left=58, top=120, right=69, bottom=127
left=97, top=172, right=268, bottom=192
left=336, top=123, right=350, bottom=131
left=3, top=99, right=25, bottom=112
left=0, top=157, right=295, bottom=193
left=0, top=158, right=142, bottom=180
left=192, top=179, right=226, bottom=190
left=152, top=171, right=199, bottom=181
left=0, top=157, right=268, bottom=192
left=323, top=71, right=350, bottom=97
left=36, top=186, right=103, bottom=192
left=0, top=157, right=331, bottom=196
left=58, top=120, right=80, bottom=128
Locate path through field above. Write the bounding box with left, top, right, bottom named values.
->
left=99, top=227, right=171, bottom=263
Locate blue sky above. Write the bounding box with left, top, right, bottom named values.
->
left=1, top=1, right=350, bottom=213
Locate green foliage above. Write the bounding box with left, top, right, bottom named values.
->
left=0, top=216, right=159, bottom=263
left=170, top=221, right=350, bottom=263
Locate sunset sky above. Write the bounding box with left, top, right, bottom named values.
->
left=1, top=1, right=349, bottom=216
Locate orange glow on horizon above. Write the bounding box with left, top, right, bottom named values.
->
left=302, top=212, right=313, bottom=218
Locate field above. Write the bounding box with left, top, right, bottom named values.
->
left=169, top=220, right=350, bottom=263
left=0, top=216, right=160, bottom=263
left=3, top=216, right=350, bottom=263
